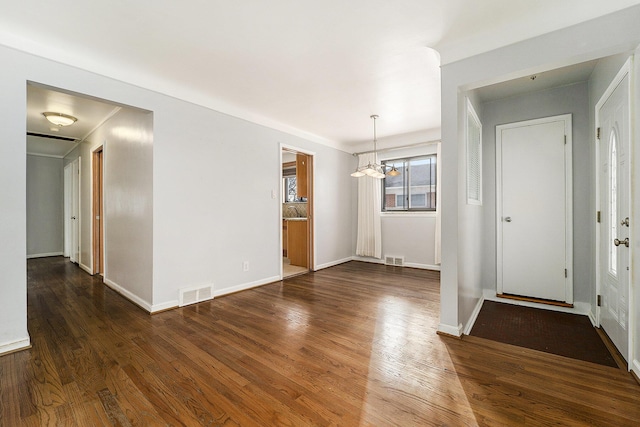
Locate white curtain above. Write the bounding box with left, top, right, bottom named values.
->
left=434, top=142, right=442, bottom=265
left=355, top=153, right=382, bottom=258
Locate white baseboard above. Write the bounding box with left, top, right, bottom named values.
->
left=353, top=256, right=441, bottom=271
left=103, top=278, right=153, bottom=312
left=632, top=359, right=640, bottom=377
left=404, top=262, right=441, bottom=271
left=315, top=257, right=352, bottom=270
left=352, top=256, right=384, bottom=264
left=151, top=300, right=179, bottom=313
left=214, top=275, right=281, bottom=298
left=437, top=323, right=463, bottom=337
left=587, top=310, right=597, bottom=327
left=463, top=295, right=485, bottom=335
left=79, top=262, right=92, bottom=275
left=0, top=336, right=31, bottom=355
left=27, top=252, right=63, bottom=259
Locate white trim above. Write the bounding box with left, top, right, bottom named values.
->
left=26, top=152, right=65, bottom=159
left=632, top=359, right=640, bottom=378
left=26, top=252, right=64, bottom=259
left=380, top=211, right=436, bottom=218
left=103, top=278, right=153, bottom=312
left=150, top=300, right=179, bottom=313
left=352, top=256, right=441, bottom=271
left=0, top=337, right=31, bottom=356
left=463, top=295, right=485, bottom=335
left=465, top=96, right=483, bottom=206
left=79, top=262, right=92, bottom=275
left=214, top=276, right=281, bottom=298
left=437, top=323, right=463, bottom=337
left=314, top=257, right=352, bottom=271
left=496, top=114, right=573, bottom=304
left=594, top=56, right=633, bottom=366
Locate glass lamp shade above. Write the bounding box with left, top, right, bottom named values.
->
left=386, top=167, right=400, bottom=177
left=363, top=164, right=376, bottom=176
left=43, top=112, right=77, bottom=126
left=351, top=169, right=365, bottom=177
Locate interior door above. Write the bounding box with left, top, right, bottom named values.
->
left=497, top=115, right=572, bottom=303
left=70, top=158, right=80, bottom=264
left=598, top=73, right=630, bottom=361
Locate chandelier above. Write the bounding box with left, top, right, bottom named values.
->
left=351, top=115, right=400, bottom=178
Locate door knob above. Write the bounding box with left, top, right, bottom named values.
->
left=614, top=238, right=629, bottom=247
left=504, top=217, right=512, bottom=222
left=620, top=217, right=630, bottom=227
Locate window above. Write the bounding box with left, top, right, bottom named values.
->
left=382, top=155, right=436, bottom=211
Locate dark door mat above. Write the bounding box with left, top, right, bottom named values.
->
left=470, top=301, right=618, bottom=368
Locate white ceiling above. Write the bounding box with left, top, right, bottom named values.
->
left=8, top=1, right=640, bottom=152
left=26, top=84, right=121, bottom=158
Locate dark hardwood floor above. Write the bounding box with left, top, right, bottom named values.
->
left=1, top=257, right=639, bottom=426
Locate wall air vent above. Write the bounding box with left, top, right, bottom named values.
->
left=385, top=256, right=404, bottom=267
left=179, top=284, right=214, bottom=307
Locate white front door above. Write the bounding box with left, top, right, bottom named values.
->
left=496, top=115, right=572, bottom=303
left=598, top=72, right=630, bottom=361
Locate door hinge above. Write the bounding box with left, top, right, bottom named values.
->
left=564, top=135, right=567, bottom=145
left=597, top=211, right=601, bottom=223
left=596, top=127, right=601, bottom=140
left=597, top=295, right=602, bottom=307
left=565, top=269, right=568, bottom=278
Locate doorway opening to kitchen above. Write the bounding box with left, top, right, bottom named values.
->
left=281, top=146, right=314, bottom=278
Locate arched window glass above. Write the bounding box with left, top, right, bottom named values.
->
left=609, top=129, right=618, bottom=276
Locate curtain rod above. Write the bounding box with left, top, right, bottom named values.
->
left=351, top=139, right=440, bottom=157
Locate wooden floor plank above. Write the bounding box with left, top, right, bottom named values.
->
left=1, top=257, right=638, bottom=426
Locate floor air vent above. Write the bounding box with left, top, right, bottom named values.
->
left=385, top=256, right=404, bottom=267
left=179, top=284, right=214, bottom=307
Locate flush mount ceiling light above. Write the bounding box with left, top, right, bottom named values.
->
left=43, top=112, right=77, bottom=127
left=351, top=115, right=396, bottom=179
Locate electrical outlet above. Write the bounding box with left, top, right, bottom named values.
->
left=243, top=261, right=249, bottom=272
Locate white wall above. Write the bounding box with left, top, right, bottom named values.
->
left=439, top=5, right=640, bottom=339
left=478, top=82, right=591, bottom=304
left=26, top=154, right=64, bottom=258
left=85, top=108, right=154, bottom=305
left=352, top=141, right=441, bottom=270
left=0, top=66, right=28, bottom=354
left=0, top=42, right=354, bottom=352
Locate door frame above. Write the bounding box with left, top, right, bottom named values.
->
left=64, top=158, right=81, bottom=264
left=496, top=114, right=573, bottom=303
left=279, top=143, right=315, bottom=279
left=92, top=146, right=104, bottom=276
left=595, top=57, right=633, bottom=364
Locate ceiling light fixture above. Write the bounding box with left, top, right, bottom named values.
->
left=43, top=112, right=77, bottom=127
left=351, top=114, right=391, bottom=179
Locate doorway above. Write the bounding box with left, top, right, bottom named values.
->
left=496, top=114, right=573, bottom=304
left=92, top=146, right=104, bottom=276
left=64, top=158, right=80, bottom=264
left=596, top=60, right=631, bottom=362
left=281, top=147, right=314, bottom=278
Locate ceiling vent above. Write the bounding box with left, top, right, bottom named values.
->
left=179, top=284, right=214, bottom=307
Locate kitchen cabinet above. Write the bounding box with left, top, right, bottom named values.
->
left=296, top=153, right=308, bottom=199
left=287, top=220, right=308, bottom=268
left=282, top=220, right=288, bottom=257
